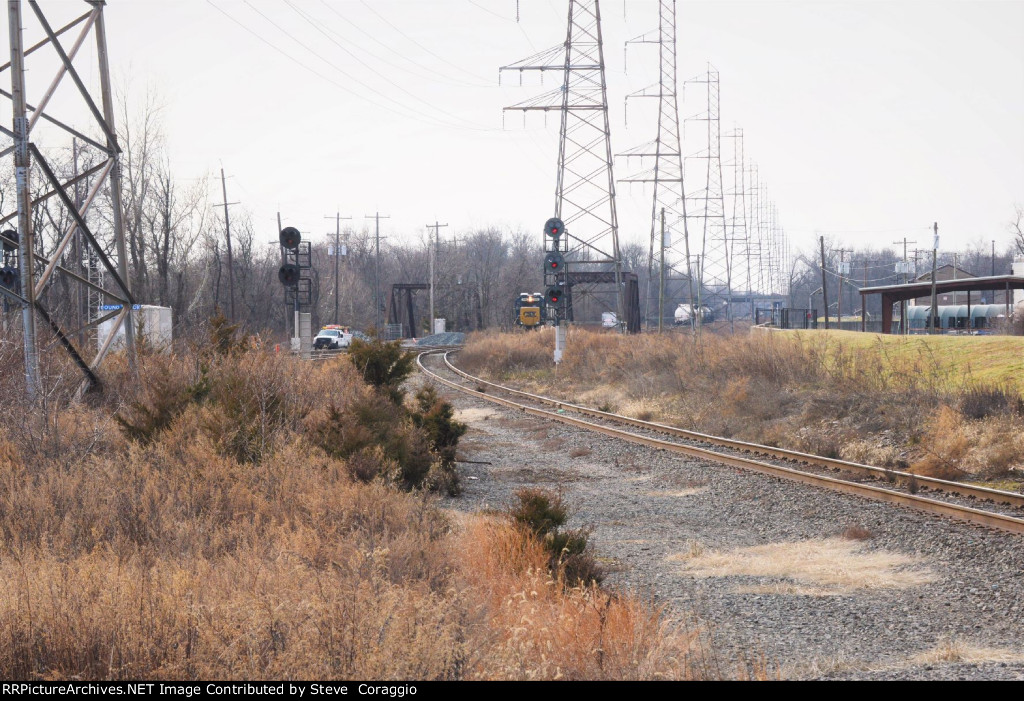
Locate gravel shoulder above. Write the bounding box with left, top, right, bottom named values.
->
left=422, top=366, right=1024, bottom=680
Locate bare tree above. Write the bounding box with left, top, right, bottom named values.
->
left=143, top=160, right=207, bottom=310
left=116, top=87, right=165, bottom=299
left=1013, top=205, right=1023, bottom=257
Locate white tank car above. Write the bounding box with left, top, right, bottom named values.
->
left=674, top=304, right=712, bottom=325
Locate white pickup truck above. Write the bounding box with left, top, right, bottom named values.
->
left=313, top=325, right=353, bottom=351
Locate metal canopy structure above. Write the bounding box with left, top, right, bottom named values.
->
left=859, top=275, right=1024, bottom=334
left=2, top=0, right=134, bottom=398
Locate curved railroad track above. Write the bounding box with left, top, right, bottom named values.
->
left=417, top=350, right=1024, bottom=536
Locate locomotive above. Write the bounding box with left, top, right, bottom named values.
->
left=513, top=292, right=547, bottom=329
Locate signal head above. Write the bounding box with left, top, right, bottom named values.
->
left=0, top=266, right=17, bottom=289
left=0, top=230, right=17, bottom=252
left=544, top=217, right=565, bottom=241
left=545, top=285, right=564, bottom=306
left=544, top=251, right=565, bottom=274
left=279, top=226, right=301, bottom=250
left=278, top=263, right=301, bottom=287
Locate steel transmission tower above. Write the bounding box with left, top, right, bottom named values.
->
left=684, top=65, right=732, bottom=323
left=2, top=0, right=135, bottom=398
left=500, top=0, right=625, bottom=326
left=725, top=128, right=752, bottom=317
left=746, top=162, right=765, bottom=300
left=617, top=0, right=689, bottom=330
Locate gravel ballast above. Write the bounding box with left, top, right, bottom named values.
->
left=420, top=360, right=1024, bottom=680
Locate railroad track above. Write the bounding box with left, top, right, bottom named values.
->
left=417, top=350, right=1024, bottom=536
left=307, top=343, right=463, bottom=362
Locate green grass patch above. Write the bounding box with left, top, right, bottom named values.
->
left=779, top=330, right=1024, bottom=393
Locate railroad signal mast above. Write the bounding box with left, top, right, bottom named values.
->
left=543, top=217, right=567, bottom=363
left=278, top=225, right=312, bottom=353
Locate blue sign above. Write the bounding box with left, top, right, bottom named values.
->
left=99, top=304, right=141, bottom=311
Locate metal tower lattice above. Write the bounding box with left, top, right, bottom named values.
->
left=725, top=128, right=752, bottom=317
left=746, top=162, right=766, bottom=297
left=617, top=0, right=689, bottom=329
left=500, top=0, right=624, bottom=325
left=2, top=0, right=135, bottom=397
left=684, top=65, right=732, bottom=322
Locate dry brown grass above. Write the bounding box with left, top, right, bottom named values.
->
left=647, top=488, right=707, bottom=498
left=840, top=525, right=874, bottom=541
left=912, top=405, right=1024, bottom=479
left=459, top=329, right=1024, bottom=482
left=0, top=340, right=714, bottom=680
left=456, top=518, right=709, bottom=679
left=455, top=407, right=498, bottom=423
left=909, top=638, right=1024, bottom=665
left=672, top=538, right=936, bottom=596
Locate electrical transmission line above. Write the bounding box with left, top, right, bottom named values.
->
left=500, top=0, right=626, bottom=327
left=684, top=64, right=733, bottom=325
left=1, top=0, right=135, bottom=399
left=725, top=128, right=753, bottom=318
left=617, top=0, right=689, bottom=330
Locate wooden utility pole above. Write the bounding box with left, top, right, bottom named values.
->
left=892, top=237, right=916, bottom=334
left=219, top=168, right=237, bottom=321
left=991, top=239, right=997, bottom=306
left=820, top=236, right=829, bottom=330
left=364, top=212, right=390, bottom=331
left=929, top=222, right=939, bottom=334
left=325, top=211, right=352, bottom=323
left=861, top=259, right=869, bottom=332
left=836, top=248, right=853, bottom=329
left=426, top=220, right=448, bottom=333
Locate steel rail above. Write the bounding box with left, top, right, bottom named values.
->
left=416, top=351, right=1024, bottom=536
left=306, top=344, right=464, bottom=363
left=438, top=352, right=1024, bottom=510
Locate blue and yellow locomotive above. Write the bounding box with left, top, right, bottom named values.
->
left=513, top=292, right=547, bottom=329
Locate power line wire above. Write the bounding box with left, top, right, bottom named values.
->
left=283, top=0, right=495, bottom=131
left=359, top=0, right=492, bottom=83
left=207, top=0, right=451, bottom=128
left=317, top=0, right=493, bottom=89
left=466, top=0, right=514, bottom=21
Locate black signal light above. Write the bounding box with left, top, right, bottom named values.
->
left=278, top=263, right=301, bottom=287
left=544, top=217, right=564, bottom=241
left=544, top=251, right=565, bottom=274
left=280, top=226, right=301, bottom=250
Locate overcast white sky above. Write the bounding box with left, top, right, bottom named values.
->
left=9, top=0, right=1024, bottom=259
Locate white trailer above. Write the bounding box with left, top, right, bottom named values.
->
left=97, top=304, right=173, bottom=353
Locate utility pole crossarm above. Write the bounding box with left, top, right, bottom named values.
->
left=325, top=211, right=352, bottom=323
